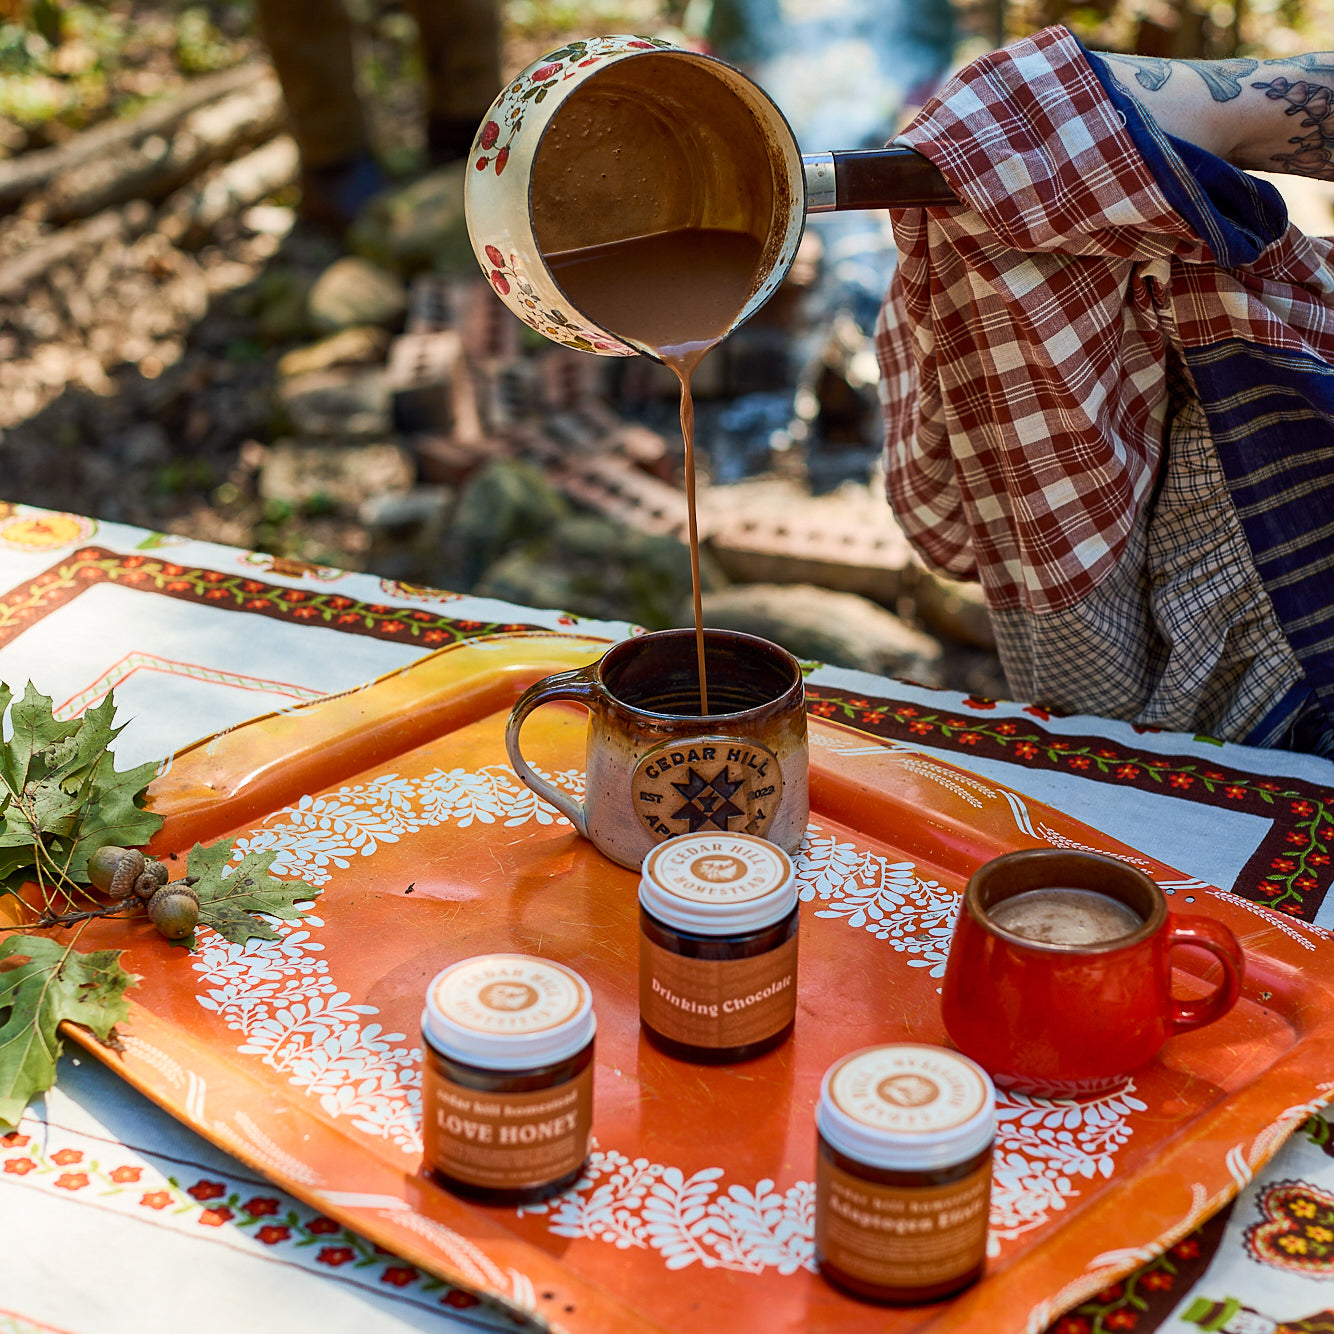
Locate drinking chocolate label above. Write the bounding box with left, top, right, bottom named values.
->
left=816, top=1157, right=992, bottom=1288
left=423, top=1064, right=594, bottom=1190
left=631, top=736, right=783, bottom=843
left=639, top=934, right=797, bottom=1049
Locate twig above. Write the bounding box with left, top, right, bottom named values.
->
left=33, top=903, right=141, bottom=931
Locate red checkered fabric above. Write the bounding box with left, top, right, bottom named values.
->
left=876, top=25, right=1334, bottom=616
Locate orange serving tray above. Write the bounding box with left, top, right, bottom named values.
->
left=39, top=634, right=1334, bottom=1334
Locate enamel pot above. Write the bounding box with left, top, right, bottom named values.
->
left=463, top=35, right=955, bottom=359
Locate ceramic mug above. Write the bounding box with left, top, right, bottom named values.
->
left=940, top=849, right=1244, bottom=1098
left=464, top=36, right=955, bottom=361
left=505, top=628, right=808, bottom=870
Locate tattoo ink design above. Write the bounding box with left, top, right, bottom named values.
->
left=1186, top=58, right=1260, bottom=102
left=1102, top=52, right=1173, bottom=92
left=1252, top=76, right=1334, bottom=179
left=1290, top=54, right=1334, bottom=80
left=1099, top=53, right=1259, bottom=101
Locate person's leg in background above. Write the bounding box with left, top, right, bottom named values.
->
left=409, top=0, right=502, bottom=166
left=252, top=0, right=384, bottom=228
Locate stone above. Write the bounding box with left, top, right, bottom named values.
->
left=359, top=485, right=455, bottom=583
left=347, top=162, right=473, bottom=278
left=276, top=366, right=391, bottom=439
left=386, top=330, right=481, bottom=440
left=306, top=256, right=407, bottom=335
left=258, top=439, right=414, bottom=514
left=276, top=326, right=390, bottom=380
left=473, top=514, right=728, bottom=630
left=358, top=486, right=453, bottom=532
left=700, top=583, right=944, bottom=684
left=699, top=477, right=914, bottom=605
left=443, top=457, right=570, bottom=589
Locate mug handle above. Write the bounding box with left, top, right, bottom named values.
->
left=504, top=665, right=601, bottom=837
left=1167, top=915, right=1244, bottom=1034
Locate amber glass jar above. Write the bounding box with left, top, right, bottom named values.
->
left=638, top=832, right=798, bottom=1064
left=420, top=953, right=596, bottom=1205
left=815, top=1044, right=995, bottom=1304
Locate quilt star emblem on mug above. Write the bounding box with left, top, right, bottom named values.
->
left=631, top=737, right=783, bottom=842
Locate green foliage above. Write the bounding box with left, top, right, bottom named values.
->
left=0, top=682, right=162, bottom=897
left=0, top=934, right=135, bottom=1128
left=174, top=5, right=237, bottom=73
left=0, top=680, right=319, bottom=1127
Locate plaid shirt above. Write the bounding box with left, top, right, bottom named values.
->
left=876, top=26, right=1334, bottom=752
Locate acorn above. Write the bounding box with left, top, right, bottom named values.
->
left=88, top=846, right=145, bottom=900
left=147, top=884, right=200, bottom=940
left=134, top=860, right=170, bottom=900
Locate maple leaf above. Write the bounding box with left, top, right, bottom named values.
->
left=187, top=840, right=318, bottom=946
left=0, top=934, right=136, bottom=1128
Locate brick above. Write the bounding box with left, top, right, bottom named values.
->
left=405, top=272, right=457, bottom=333
left=386, top=330, right=483, bottom=443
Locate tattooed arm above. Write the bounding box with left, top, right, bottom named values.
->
left=1095, top=51, right=1334, bottom=180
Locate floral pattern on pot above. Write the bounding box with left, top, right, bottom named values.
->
left=479, top=244, right=631, bottom=355
left=467, top=35, right=685, bottom=359
left=472, top=37, right=672, bottom=177
left=194, top=763, right=1148, bottom=1271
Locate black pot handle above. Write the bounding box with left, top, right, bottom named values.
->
left=803, top=147, right=959, bottom=211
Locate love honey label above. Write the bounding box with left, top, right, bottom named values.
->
left=639, top=933, right=797, bottom=1049
left=631, top=736, right=783, bottom=843
left=816, top=1156, right=992, bottom=1288
left=422, top=1064, right=594, bottom=1190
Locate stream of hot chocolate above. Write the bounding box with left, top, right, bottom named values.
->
left=544, top=228, right=767, bottom=716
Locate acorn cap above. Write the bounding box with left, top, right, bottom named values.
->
left=108, top=849, right=146, bottom=900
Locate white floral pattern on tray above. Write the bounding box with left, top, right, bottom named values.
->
left=190, top=762, right=1146, bottom=1271
left=520, top=1151, right=816, bottom=1274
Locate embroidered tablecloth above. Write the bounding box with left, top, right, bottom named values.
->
left=0, top=502, right=1332, bottom=1334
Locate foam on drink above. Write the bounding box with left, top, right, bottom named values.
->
left=989, top=887, right=1143, bottom=947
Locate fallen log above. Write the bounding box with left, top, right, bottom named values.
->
left=0, top=61, right=270, bottom=211
left=32, top=74, right=285, bottom=224
left=0, top=199, right=152, bottom=302
left=157, top=134, right=300, bottom=244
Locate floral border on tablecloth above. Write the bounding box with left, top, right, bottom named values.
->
left=0, top=548, right=554, bottom=650
left=806, top=690, right=1334, bottom=922
left=0, top=1129, right=518, bottom=1326
left=3, top=545, right=1326, bottom=919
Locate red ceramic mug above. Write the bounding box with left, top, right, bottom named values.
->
left=940, top=849, right=1243, bottom=1098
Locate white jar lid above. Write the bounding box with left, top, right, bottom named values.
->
left=817, top=1044, right=996, bottom=1171
left=421, top=954, right=595, bottom=1070
left=639, top=833, right=797, bottom=935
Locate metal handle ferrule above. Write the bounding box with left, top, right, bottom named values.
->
left=802, top=153, right=837, bottom=213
